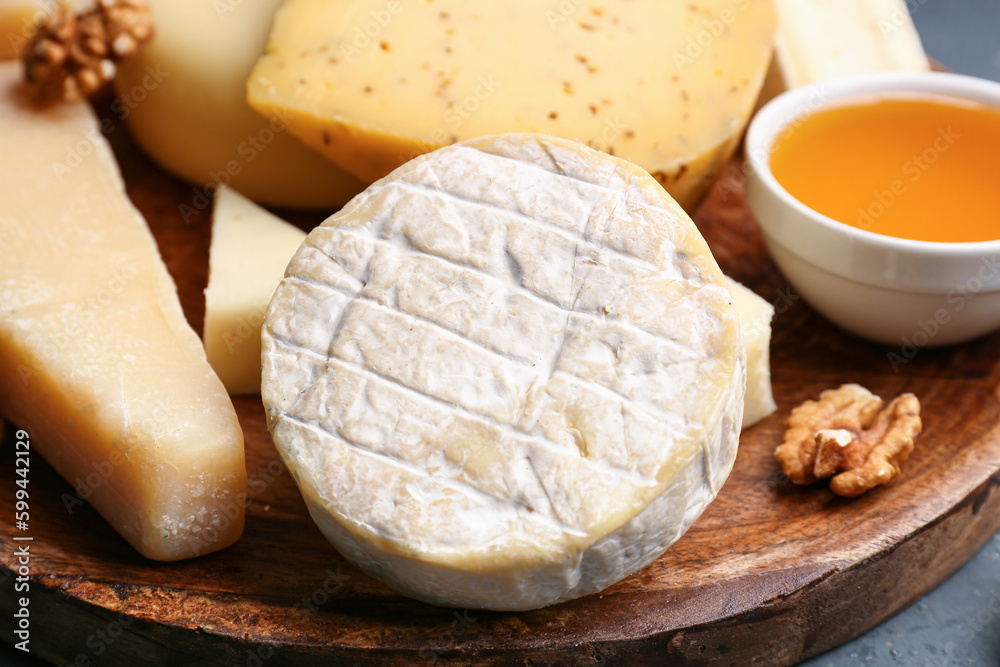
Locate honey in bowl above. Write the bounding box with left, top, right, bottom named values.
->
left=769, top=95, right=1000, bottom=243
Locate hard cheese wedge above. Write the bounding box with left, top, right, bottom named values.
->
left=728, top=279, right=777, bottom=429
left=113, top=0, right=365, bottom=209
left=0, top=62, right=245, bottom=560
left=247, top=0, right=775, bottom=212
left=204, top=185, right=306, bottom=395
left=262, top=133, right=746, bottom=610
left=762, top=0, right=929, bottom=99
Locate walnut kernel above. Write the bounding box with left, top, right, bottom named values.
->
left=22, top=0, right=153, bottom=105
left=775, top=384, right=921, bottom=497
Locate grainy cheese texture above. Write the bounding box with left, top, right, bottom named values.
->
left=262, top=133, right=745, bottom=610
left=0, top=62, right=246, bottom=560
left=247, top=0, right=775, bottom=212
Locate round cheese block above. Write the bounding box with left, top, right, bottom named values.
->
left=113, top=0, right=364, bottom=209
left=262, top=133, right=745, bottom=611
left=247, top=0, right=776, bottom=212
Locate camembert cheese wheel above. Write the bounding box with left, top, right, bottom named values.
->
left=262, top=133, right=745, bottom=610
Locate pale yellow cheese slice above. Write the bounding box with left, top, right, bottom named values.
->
left=248, top=0, right=775, bottom=212
left=0, top=62, right=245, bottom=560
left=204, top=185, right=306, bottom=395
left=760, top=0, right=929, bottom=102
left=112, top=0, right=365, bottom=209
left=262, top=133, right=746, bottom=610
left=728, top=279, right=777, bottom=429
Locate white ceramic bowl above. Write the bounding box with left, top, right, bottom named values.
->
left=745, top=72, right=1000, bottom=347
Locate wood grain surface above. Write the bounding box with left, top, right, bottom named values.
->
left=2, top=102, right=1000, bottom=666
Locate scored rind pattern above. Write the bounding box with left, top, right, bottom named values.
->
left=261, top=133, right=745, bottom=610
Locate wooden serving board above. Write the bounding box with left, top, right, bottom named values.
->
left=3, top=103, right=1000, bottom=666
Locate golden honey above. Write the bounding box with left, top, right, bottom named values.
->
left=769, top=95, right=1000, bottom=243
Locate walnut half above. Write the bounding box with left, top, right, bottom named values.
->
left=775, top=384, right=921, bottom=498
left=22, top=0, right=153, bottom=105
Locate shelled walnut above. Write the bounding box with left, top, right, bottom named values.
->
left=775, top=384, right=922, bottom=497
left=22, top=0, right=153, bottom=105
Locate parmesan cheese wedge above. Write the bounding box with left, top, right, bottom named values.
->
left=0, top=62, right=245, bottom=560
left=262, top=133, right=745, bottom=610
left=247, top=0, right=775, bottom=212
left=204, top=185, right=306, bottom=395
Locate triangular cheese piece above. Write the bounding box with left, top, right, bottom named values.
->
left=204, top=185, right=306, bottom=395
